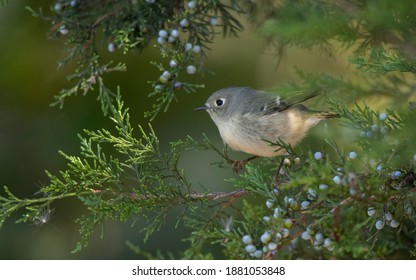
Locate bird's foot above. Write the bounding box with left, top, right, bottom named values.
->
left=231, top=156, right=259, bottom=173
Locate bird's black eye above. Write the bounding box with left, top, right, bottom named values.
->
left=215, top=98, right=225, bottom=107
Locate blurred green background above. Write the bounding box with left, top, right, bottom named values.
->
left=0, top=1, right=349, bottom=259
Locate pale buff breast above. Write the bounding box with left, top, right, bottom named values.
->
left=216, top=110, right=322, bottom=157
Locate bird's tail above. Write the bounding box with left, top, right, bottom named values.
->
left=295, top=104, right=340, bottom=119
left=314, top=111, right=341, bottom=119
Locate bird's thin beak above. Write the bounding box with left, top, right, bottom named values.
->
left=194, top=104, right=210, bottom=111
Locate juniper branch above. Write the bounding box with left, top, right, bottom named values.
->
left=90, top=188, right=250, bottom=201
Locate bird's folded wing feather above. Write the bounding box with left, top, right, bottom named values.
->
left=259, top=88, right=326, bottom=115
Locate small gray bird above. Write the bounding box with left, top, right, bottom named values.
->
left=195, top=87, right=339, bottom=157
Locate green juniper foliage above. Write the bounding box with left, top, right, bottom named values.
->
left=1, top=0, right=416, bottom=259
left=26, top=0, right=243, bottom=119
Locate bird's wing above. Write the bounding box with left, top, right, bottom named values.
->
left=262, top=88, right=326, bottom=115
left=241, top=88, right=326, bottom=116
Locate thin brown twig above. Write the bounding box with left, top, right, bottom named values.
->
left=91, top=188, right=251, bottom=201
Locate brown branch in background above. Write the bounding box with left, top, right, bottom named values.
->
left=187, top=190, right=251, bottom=200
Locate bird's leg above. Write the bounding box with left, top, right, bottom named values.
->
left=273, top=157, right=285, bottom=188
left=231, top=156, right=259, bottom=173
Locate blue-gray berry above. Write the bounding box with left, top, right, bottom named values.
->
left=375, top=220, right=384, bottom=230
left=390, top=219, right=399, bottom=228
left=245, top=244, right=256, bottom=253
left=314, top=151, right=323, bottom=160
left=242, top=235, right=253, bottom=244
left=367, top=207, right=376, bottom=217
left=301, top=201, right=310, bottom=210
left=108, top=42, right=116, bottom=52
left=384, top=212, right=393, bottom=221
left=59, top=26, right=69, bottom=35
left=54, top=3, right=62, bottom=12
left=252, top=250, right=263, bottom=258
left=169, top=60, right=178, bottom=68
left=168, top=36, right=175, bottom=43
left=186, top=65, right=196, bottom=74
left=349, top=151, right=357, bottom=159
left=301, top=230, right=311, bottom=240
left=192, top=45, right=201, bottom=54
left=319, top=184, right=328, bottom=190
left=157, top=37, right=166, bottom=44
left=187, top=1, right=196, bottom=9
left=210, top=16, right=218, bottom=26
left=170, top=29, right=179, bottom=38
left=268, top=242, right=277, bottom=251
left=180, top=18, right=189, bottom=27
left=158, top=29, right=168, bottom=38
left=260, top=231, right=272, bottom=244
left=185, top=43, right=193, bottom=51
left=281, top=228, right=290, bottom=238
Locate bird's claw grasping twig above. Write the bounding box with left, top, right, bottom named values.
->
left=230, top=156, right=259, bottom=173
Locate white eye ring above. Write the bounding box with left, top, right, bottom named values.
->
left=215, top=98, right=225, bottom=107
